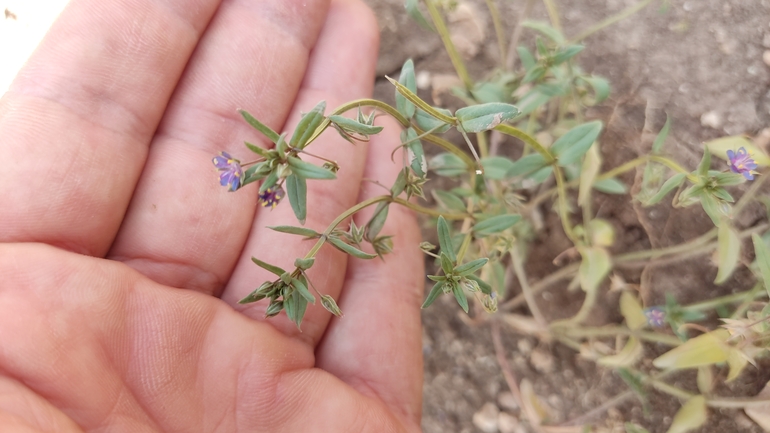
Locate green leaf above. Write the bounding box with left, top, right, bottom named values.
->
left=713, top=172, right=747, bottom=186
left=437, top=216, right=456, bottom=263
left=388, top=76, right=455, bottom=124
left=285, top=174, right=307, bottom=225
left=517, top=46, right=536, bottom=70
left=454, top=258, right=489, bottom=277
left=597, top=336, right=643, bottom=367
left=455, top=103, right=520, bottom=133
left=365, top=202, right=389, bottom=241
left=452, top=282, right=469, bottom=313
left=551, top=45, right=584, bottom=65
left=429, top=152, right=468, bottom=177
left=402, top=127, right=426, bottom=176
left=439, top=252, right=454, bottom=275
left=328, top=115, right=384, bottom=135
left=620, top=291, right=648, bottom=330
left=652, top=114, right=671, bottom=154
left=578, top=246, right=611, bottom=293
left=481, top=156, right=516, bottom=180
left=259, top=170, right=279, bottom=193
left=515, top=88, right=550, bottom=115
left=290, top=100, right=326, bottom=149
left=251, top=257, right=286, bottom=277
left=522, top=65, right=546, bottom=84
left=653, top=330, right=730, bottom=369
left=644, top=173, right=686, bottom=206
left=706, top=135, right=770, bottom=167
left=714, top=222, right=741, bottom=284
left=697, top=147, right=711, bottom=177
left=415, top=107, right=452, bottom=133
left=268, top=225, right=320, bottom=238
left=291, top=277, right=315, bottom=303
left=522, top=20, right=565, bottom=44
left=243, top=162, right=271, bottom=186
left=328, top=237, right=377, bottom=259
left=473, top=214, right=521, bottom=237
left=580, top=75, right=610, bottom=103
left=421, top=281, right=444, bottom=309
left=244, top=141, right=271, bottom=158
left=286, top=156, right=336, bottom=179
left=666, top=396, right=707, bottom=433
left=593, top=177, right=627, bottom=194
left=239, top=110, right=280, bottom=144
left=507, top=153, right=548, bottom=177
left=699, top=193, right=722, bottom=227
left=433, top=190, right=466, bottom=213
left=404, top=0, right=434, bottom=32
left=752, top=234, right=770, bottom=297
left=391, top=168, right=407, bottom=197
left=528, top=166, right=553, bottom=183
left=552, top=121, right=604, bottom=166
left=579, top=145, right=601, bottom=207
left=396, top=59, right=417, bottom=119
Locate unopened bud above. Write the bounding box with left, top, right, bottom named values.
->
left=265, top=300, right=284, bottom=318
left=321, top=295, right=343, bottom=317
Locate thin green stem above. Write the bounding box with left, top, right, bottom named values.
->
left=392, top=197, right=468, bottom=220
left=569, top=0, right=655, bottom=43
left=510, top=247, right=547, bottom=326
left=305, top=99, right=409, bottom=145
left=477, top=130, right=489, bottom=159
left=555, top=325, right=682, bottom=346
left=418, top=128, right=477, bottom=169
left=685, top=286, right=767, bottom=312
left=541, top=0, right=562, bottom=35
left=553, top=166, right=578, bottom=242
left=494, top=124, right=555, bottom=163
left=483, top=0, right=507, bottom=68
left=424, top=0, right=473, bottom=90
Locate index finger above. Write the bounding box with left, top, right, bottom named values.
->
left=0, top=0, right=222, bottom=255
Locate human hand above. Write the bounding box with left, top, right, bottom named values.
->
left=0, top=0, right=424, bottom=431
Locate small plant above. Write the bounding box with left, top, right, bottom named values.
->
left=212, top=0, right=770, bottom=431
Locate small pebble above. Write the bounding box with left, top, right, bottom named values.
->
left=516, top=339, right=532, bottom=355
left=700, top=110, right=723, bottom=129
left=530, top=348, right=555, bottom=373
left=497, top=412, right=520, bottom=433
left=497, top=391, right=519, bottom=411
left=472, top=402, right=500, bottom=433
left=763, top=50, right=770, bottom=67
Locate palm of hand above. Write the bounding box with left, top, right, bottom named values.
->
left=0, top=0, right=423, bottom=431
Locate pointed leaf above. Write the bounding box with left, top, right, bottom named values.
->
left=597, top=337, right=643, bottom=367
left=454, top=258, right=488, bottom=276
left=594, top=177, right=627, bottom=194
left=580, top=75, right=610, bottom=104
left=290, top=100, right=326, bottom=148
left=715, top=223, right=740, bottom=284
left=437, top=216, right=456, bottom=263
left=522, top=20, right=565, bottom=44
left=455, top=103, right=520, bottom=133
left=644, top=173, right=686, bottom=206
left=452, top=282, right=469, bottom=313
left=251, top=257, right=286, bottom=277
left=286, top=156, right=336, bottom=179
left=395, top=59, right=417, bottom=119
left=433, top=190, right=466, bottom=213
left=328, top=237, right=377, bottom=259
left=328, top=114, right=384, bottom=135
left=239, top=110, right=280, bottom=144
left=653, top=330, right=730, bottom=369
left=507, top=153, right=548, bottom=177
left=579, top=145, right=601, bottom=206
left=291, top=277, right=315, bottom=304
left=472, top=214, right=521, bottom=237
left=429, top=152, right=468, bottom=177
left=365, top=202, right=389, bottom=241
left=578, top=246, right=611, bottom=293
left=620, top=291, right=647, bottom=330
left=666, top=396, right=707, bottom=433
left=421, top=281, right=444, bottom=309
left=268, top=225, right=320, bottom=238
left=652, top=114, right=671, bottom=154
left=286, top=174, right=307, bottom=225
left=745, top=380, right=770, bottom=431
left=552, top=121, right=603, bottom=166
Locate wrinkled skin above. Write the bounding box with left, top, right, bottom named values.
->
left=0, top=0, right=424, bottom=431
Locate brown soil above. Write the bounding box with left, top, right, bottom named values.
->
left=365, top=0, right=770, bottom=432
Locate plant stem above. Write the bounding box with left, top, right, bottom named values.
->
left=510, top=247, right=548, bottom=326
left=505, top=0, right=535, bottom=71
left=424, top=0, right=474, bottom=90
left=418, top=128, right=477, bottom=169
left=569, top=0, right=655, bottom=43
left=494, top=124, right=555, bottom=163
left=553, top=165, right=578, bottom=242
left=484, top=0, right=507, bottom=68
left=555, top=325, right=682, bottom=346
left=684, top=285, right=767, bottom=312
left=541, top=0, right=562, bottom=35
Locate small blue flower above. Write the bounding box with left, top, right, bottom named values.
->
left=213, top=152, right=243, bottom=192
left=259, top=186, right=285, bottom=209
left=644, top=307, right=666, bottom=328
left=727, top=147, right=757, bottom=180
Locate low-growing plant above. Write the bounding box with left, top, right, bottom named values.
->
left=212, top=0, right=770, bottom=431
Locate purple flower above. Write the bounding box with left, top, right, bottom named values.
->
left=259, top=186, right=285, bottom=209
left=727, top=147, right=757, bottom=180
left=213, top=152, right=243, bottom=192
left=644, top=307, right=666, bottom=328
